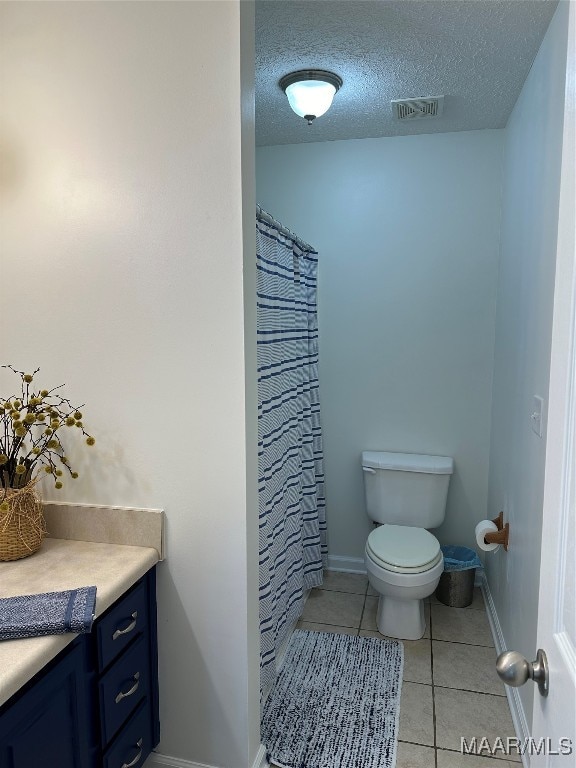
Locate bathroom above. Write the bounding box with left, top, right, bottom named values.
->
left=255, top=0, right=572, bottom=764
left=0, top=1, right=573, bottom=768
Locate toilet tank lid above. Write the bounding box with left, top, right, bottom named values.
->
left=362, top=451, right=454, bottom=475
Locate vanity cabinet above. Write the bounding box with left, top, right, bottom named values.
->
left=0, top=567, right=159, bottom=768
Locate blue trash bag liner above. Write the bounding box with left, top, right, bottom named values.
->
left=441, top=545, right=483, bottom=572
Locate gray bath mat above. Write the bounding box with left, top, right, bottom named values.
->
left=262, top=629, right=404, bottom=768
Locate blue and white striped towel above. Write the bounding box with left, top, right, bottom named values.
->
left=0, top=586, right=97, bottom=640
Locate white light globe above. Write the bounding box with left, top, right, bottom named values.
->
left=285, top=80, right=337, bottom=120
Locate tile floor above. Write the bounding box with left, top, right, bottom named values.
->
left=292, top=571, right=521, bottom=767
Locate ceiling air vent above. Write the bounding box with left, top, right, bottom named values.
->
left=392, top=96, right=444, bottom=120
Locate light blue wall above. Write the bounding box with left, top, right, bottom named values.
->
left=256, top=129, right=503, bottom=562
left=487, top=0, right=569, bottom=729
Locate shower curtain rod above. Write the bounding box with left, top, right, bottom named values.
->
left=256, top=205, right=315, bottom=252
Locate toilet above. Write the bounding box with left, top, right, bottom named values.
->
left=362, top=451, right=454, bottom=640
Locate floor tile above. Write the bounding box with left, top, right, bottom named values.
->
left=401, top=638, right=432, bottom=685
left=296, top=620, right=358, bottom=636
left=437, top=750, right=518, bottom=767
left=432, top=586, right=485, bottom=610
left=433, top=641, right=505, bottom=696
left=396, top=741, right=435, bottom=767
left=360, top=596, right=379, bottom=630
left=431, top=604, right=494, bottom=647
left=361, top=596, right=431, bottom=638
left=320, top=570, right=368, bottom=594
left=435, top=687, right=520, bottom=761
left=301, top=588, right=364, bottom=627
left=360, top=595, right=377, bottom=629
left=398, top=682, right=434, bottom=747
left=361, top=631, right=432, bottom=684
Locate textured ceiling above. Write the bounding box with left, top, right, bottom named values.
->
left=255, top=0, right=558, bottom=146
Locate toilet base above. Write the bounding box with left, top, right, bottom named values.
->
left=377, top=595, right=426, bottom=640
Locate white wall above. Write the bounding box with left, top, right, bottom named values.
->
left=487, top=0, right=569, bottom=729
left=0, top=3, right=260, bottom=767
left=256, top=130, right=503, bottom=561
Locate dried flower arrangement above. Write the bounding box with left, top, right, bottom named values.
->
left=0, top=365, right=95, bottom=494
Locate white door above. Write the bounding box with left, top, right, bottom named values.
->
left=531, top=4, right=576, bottom=764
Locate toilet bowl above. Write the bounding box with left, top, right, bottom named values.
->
left=361, top=450, right=453, bottom=640
left=364, top=524, right=444, bottom=640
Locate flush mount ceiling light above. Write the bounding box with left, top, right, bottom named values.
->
left=279, top=70, right=343, bottom=125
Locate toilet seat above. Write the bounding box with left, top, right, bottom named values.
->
left=366, top=524, right=442, bottom=573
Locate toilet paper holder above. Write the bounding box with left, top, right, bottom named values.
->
left=485, top=511, right=509, bottom=551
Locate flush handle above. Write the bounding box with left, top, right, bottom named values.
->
left=362, top=467, right=376, bottom=474
left=496, top=648, right=549, bottom=697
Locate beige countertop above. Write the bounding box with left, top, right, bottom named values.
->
left=0, top=538, right=158, bottom=707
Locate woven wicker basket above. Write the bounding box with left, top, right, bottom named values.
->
left=0, top=482, right=46, bottom=561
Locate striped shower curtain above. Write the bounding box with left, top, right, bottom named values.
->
left=257, top=214, right=327, bottom=696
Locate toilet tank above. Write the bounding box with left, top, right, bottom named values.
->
left=362, top=451, right=454, bottom=528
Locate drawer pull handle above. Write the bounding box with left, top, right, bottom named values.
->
left=121, top=738, right=143, bottom=768
left=115, top=672, right=140, bottom=704
left=113, top=611, right=138, bottom=640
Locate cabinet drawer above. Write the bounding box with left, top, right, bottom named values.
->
left=100, top=635, right=149, bottom=746
left=103, top=699, right=152, bottom=768
left=98, top=580, right=148, bottom=671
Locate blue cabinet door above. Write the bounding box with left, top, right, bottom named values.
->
left=0, top=639, right=95, bottom=768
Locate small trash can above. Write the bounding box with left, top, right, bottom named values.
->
left=436, top=545, right=483, bottom=608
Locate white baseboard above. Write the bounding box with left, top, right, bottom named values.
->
left=144, top=754, right=208, bottom=768
left=252, top=744, right=269, bottom=768
left=480, top=572, right=531, bottom=768
left=144, top=743, right=268, bottom=768
left=327, top=555, right=366, bottom=573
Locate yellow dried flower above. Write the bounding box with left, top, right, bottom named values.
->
left=2, top=369, right=94, bottom=489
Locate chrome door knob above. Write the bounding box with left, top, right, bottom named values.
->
left=496, top=648, right=549, bottom=697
